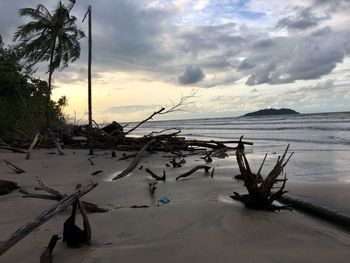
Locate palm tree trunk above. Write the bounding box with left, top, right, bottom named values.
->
left=46, top=39, right=56, bottom=128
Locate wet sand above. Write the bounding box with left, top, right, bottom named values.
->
left=1, top=149, right=350, bottom=262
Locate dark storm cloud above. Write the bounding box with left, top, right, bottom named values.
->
left=277, top=8, right=328, bottom=30
left=1, top=0, right=350, bottom=88
left=178, top=65, right=205, bottom=85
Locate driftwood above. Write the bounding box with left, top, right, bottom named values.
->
left=0, top=180, right=19, bottom=195
left=145, top=168, right=166, bottom=181
left=20, top=177, right=107, bottom=213
left=148, top=181, right=157, bottom=194
left=231, top=137, right=293, bottom=210
left=3, top=160, right=25, bottom=174
left=40, top=235, right=60, bottom=263
left=91, top=170, right=103, bottom=176
left=47, top=128, right=64, bottom=155
left=0, top=182, right=97, bottom=256
left=169, top=157, right=186, bottom=168
left=112, top=139, right=156, bottom=180
left=0, top=145, right=27, bottom=153
left=210, top=167, right=215, bottom=178
left=25, top=132, right=40, bottom=160
left=176, top=165, right=211, bottom=180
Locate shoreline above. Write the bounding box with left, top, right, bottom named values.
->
left=1, top=148, right=350, bottom=262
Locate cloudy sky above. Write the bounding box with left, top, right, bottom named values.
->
left=1, top=0, right=350, bottom=122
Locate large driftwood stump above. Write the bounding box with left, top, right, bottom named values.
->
left=231, top=137, right=293, bottom=211
left=0, top=180, right=19, bottom=195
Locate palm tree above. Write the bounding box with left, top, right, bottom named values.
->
left=14, top=0, right=85, bottom=127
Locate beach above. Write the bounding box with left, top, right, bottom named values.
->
left=1, top=147, right=350, bottom=263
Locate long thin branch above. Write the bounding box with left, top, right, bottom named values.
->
left=124, top=108, right=165, bottom=136
left=176, top=165, right=211, bottom=181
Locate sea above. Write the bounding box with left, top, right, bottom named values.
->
left=127, top=111, right=350, bottom=183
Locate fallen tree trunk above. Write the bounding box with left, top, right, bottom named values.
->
left=176, top=165, right=211, bottom=181
left=0, top=182, right=97, bottom=256
left=112, top=139, right=156, bottom=180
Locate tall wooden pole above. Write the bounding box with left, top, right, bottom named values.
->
left=86, top=5, right=94, bottom=155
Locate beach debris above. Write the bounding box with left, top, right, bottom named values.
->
left=175, top=165, right=211, bottom=181
left=25, top=132, right=40, bottom=160
left=148, top=181, right=158, bottom=194
left=158, top=196, right=171, bottom=205
left=118, top=153, right=137, bottom=161
left=47, top=128, right=64, bottom=155
left=3, top=160, right=26, bottom=174
left=20, top=177, right=107, bottom=213
left=145, top=168, right=166, bottom=181
left=0, top=145, right=27, bottom=153
left=88, top=157, right=94, bottom=166
left=138, top=165, right=144, bottom=170
left=169, top=157, right=186, bottom=167
left=112, top=139, right=156, bottom=180
left=111, top=151, right=116, bottom=158
left=40, top=234, right=61, bottom=263
left=0, top=180, right=19, bottom=195
left=210, top=167, right=215, bottom=178
left=63, top=185, right=91, bottom=248
left=231, top=136, right=293, bottom=211
left=0, top=182, right=97, bottom=256
left=130, top=205, right=149, bottom=208
left=91, top=170, right=103, bottom=176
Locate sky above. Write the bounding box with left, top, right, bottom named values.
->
left=1, top=0, right=350, bottom=123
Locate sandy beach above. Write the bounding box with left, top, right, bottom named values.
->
left=1, top=148, right=350, bottom=263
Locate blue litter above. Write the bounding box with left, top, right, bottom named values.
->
left=158, top=196, right=171, bottom=204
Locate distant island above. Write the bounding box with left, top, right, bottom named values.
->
left=243, top=108, right=300, bottom=117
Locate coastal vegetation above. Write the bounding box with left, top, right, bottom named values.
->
left=0, top=37, right=67, bottom=141
left=13, top=0, right=84, bottom=127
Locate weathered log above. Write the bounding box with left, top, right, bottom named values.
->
left=176, top=165, right=211, bottom=181
left=3, top=160, right=25, bottom=174
left=112, top=139, right=156, bottom=180
left=0, top=182, right=97, bottom=256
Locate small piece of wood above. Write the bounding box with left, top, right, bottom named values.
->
left=3, top=160, right=25, bottom=174
left=91, top=170, right=103, bottom=176
left=148, top=181, right=157, bottom=194
left=210, top=167, right=215, bottom=178
left=0, top=182, right=97, bottom=256
left=25, top=132, right=40, bottom=160
left=145, top=168, right=166, bottom=181
left=47, top=128, right=64, bottom=155
left=112, top=139, right=156, bottom=180
left=176, top=165, right=211, bottom=180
